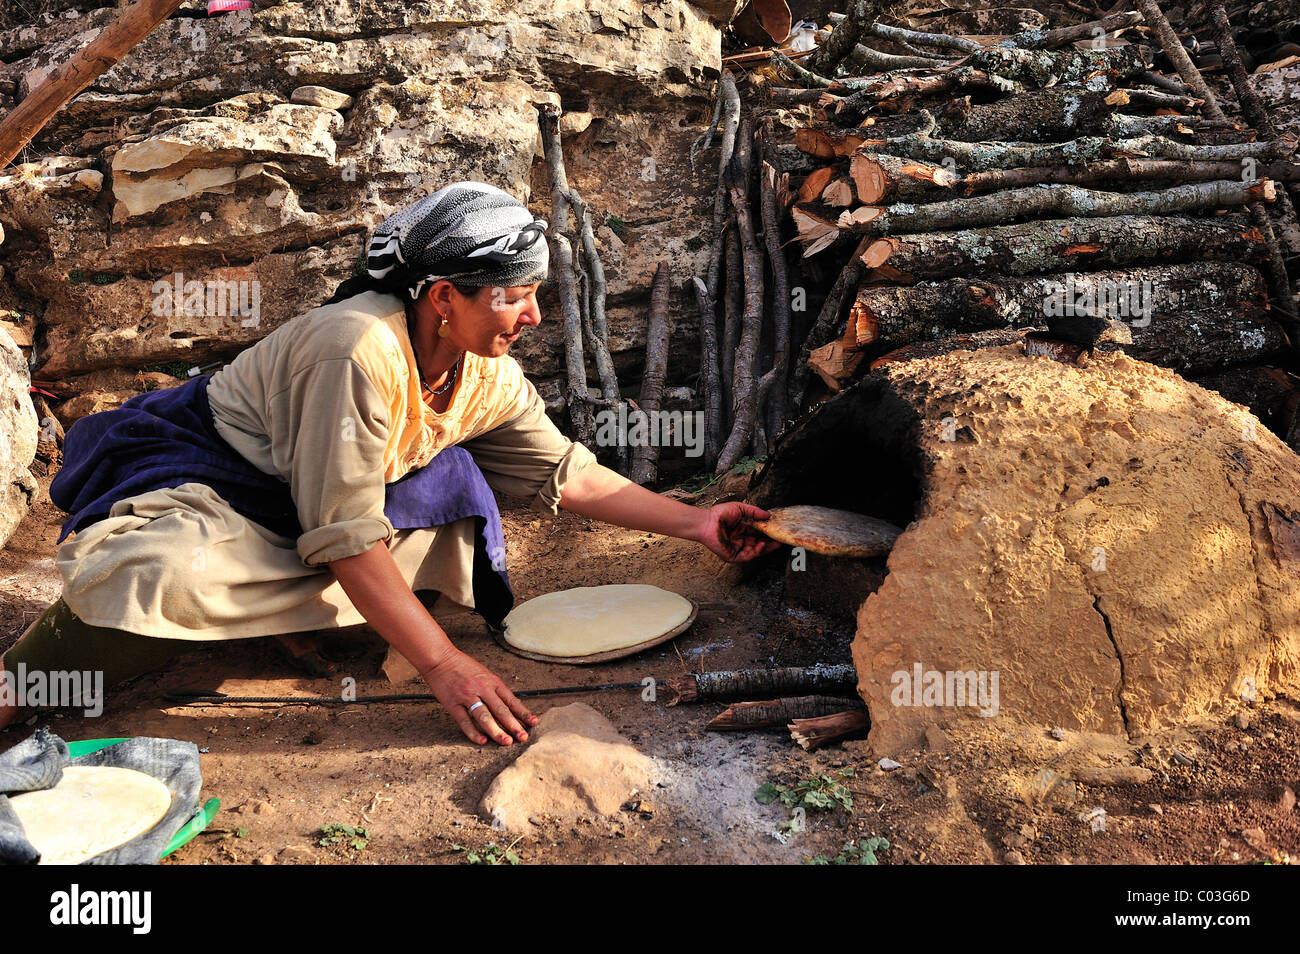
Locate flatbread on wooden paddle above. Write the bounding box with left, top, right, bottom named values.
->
left=9, top=765, right=173, bottom=865
left=753, top=505, right=902, bottom=557
left=499, top=584, right=696, bottom=663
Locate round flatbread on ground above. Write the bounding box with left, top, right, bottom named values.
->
left=753, top=505, right=902, bottom=557
left=9, top=765, right=173, bottom=865
left=500, top=584, right=696, bottom=663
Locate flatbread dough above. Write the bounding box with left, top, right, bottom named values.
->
left=753, top=505, right=902, bottom=557
left=503, top=584, right=694, bottom=658
left=9, top=765, right=173, bottom=865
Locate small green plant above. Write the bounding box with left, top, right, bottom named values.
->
left=318, top=822, right=370, bottom=851
left=734, top=455, right=765, bottom=476
left=450, top=840, right=521, bottom=866
left=141, top=361, right=193, bottom=378
left=755, top=768, right=855, bottom=814
left=806, top=837, right=890, bottom=866
left=605, top=213, right=628, bottom=238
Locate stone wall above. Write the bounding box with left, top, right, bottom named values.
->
left=0, top=1, right=740, bottom=427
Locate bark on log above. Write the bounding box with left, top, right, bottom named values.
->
left=691, top=276, right=724, bottom=471
left=866, top=21, right=981, bottom=54
left=999, top=11, right=1144, bottom=50
left=717, top=161, right=767, bottom=475
left=723, top=224, right=742, bottom=418
left=789, top=709, right=872, bottom=750
left=844, top=43, right=950, bottom=73
left=860, top=214, right=1267, bottom=283
left=833, top=68, right=1023, bottom=123
left=705, top=71, right=741, bottom=304
left=789, top=246, right=866, bottom=409
left=805, top=0, right=887, bottom=77
left=707, top=695, right=856, bottom=731
left=848, top=124, right=1296, bottom=173
left=756, top=147, right=792, bottom=444
left=630, top=263, right=672, bottom=485
left=959, top=158, right=1300, bottom=194
left=1209, top=2, right=1300, bottom=255
left=0, top=0, right=187, bottom=168
left=848, top=178, right=1277, bottom=238
left=538, top=105, right=593, bottom=446
left=568, top=189, right=625, bottom=470
left=851, top=262, right=1284, bottom=374
left=1136, top=0, right=1227, bottom=121
left=851, top=152, right=958, bottom=204
left=665, top=664, right=858, bottom=705
left=958, top=44, right=1148, bottom=88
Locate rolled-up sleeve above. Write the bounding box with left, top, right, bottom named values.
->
left=460, top=377, right=598, bottom=514
left=285, top=357, right=396, bottom=566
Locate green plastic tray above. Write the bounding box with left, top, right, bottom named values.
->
left=66, top=737, right=220, bottom=859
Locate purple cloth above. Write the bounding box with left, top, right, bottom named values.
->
left=48, top=374, right=513, bottom=626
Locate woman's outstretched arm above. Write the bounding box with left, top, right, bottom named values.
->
left=329, top=541, right=536, bottom=747
left=555, top=462, right=781, bottom=562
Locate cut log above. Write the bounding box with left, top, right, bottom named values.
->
left=665, top=664, right=858, bottom=706
left=851, top=126, right=1296, bottom=173
left=791, top=201, right=851, bottom=256
left=629, top=262, right=672, bottom=486
left=850, top=152, right=957, bottom=204
left=707, top=695, right=856, bottom=731
left=1136, top=0, right=1227, bottom=122
left=998, top=11, right=1143, bottom=50
left=847, top=179, right=1277, bottom=237
left=959, top=158, right=1300, bottom=194
left=538, top=104, right=593, bottom=447
left=821, top=176, right=855, bottom=207
left=808, top=339, right=865, bottom=392
left=796, top=165, right=837, bottom=204
left=959, top=44, right=1148, bottom=88
left=690, top=276, right=724, bottom=471
left=789, top=709, right=872, bottom=750
left=850, top=262, right=1285, bottom=375
left=859, top=214, right=1267, bottom=283
left=805, top=0, right=888, bottom=76
left=789, top=245, right=866, bottom=409
left=833, top=68, right=1024, bottom=122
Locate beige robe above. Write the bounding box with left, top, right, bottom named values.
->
left=55, top=291, right=598, bottom=640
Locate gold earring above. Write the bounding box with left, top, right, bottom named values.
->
left=437, top=313, right=450, bottom=338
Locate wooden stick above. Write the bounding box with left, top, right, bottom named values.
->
left=708, top=695, right=857, bottom=731
left=851, top=153, right=957, bottom=203
left=0, top=0, right=187, bottom=168
left=756, top=149, right=792, bottom=449
left=537, top=104, right=593, bottom=447
left=846, top=178, right=1277, bottom=237
left=722, top=224, right=742, bottom=423
left=704, top=71, right=740, bottom=305
left=845, top=126, right=1296, bottom=173
left=999, top=11, right=1143, bottom=50
left=860, top=214, right=1268, bottom=282
left=1209, top=2, right=1300, bottom=254
left=844, top=43, right=952, bottom=73
left=804, top=0, right=886, bottom=77
left=866, top=20, right=981, bottom=54
left=629, top=263, right=672, bottom=485
left=666, top=664, right=858, bottom=706
left=959, top=158, right=1300, bottom=194
left=1136, top=0, right=1226, bottom=121
left=691, top=276, right=724, bottom=471
left=717, top=122, right=765, bottom=475
left=568, top=189, right=625, bottom=471
left=789, top=709, right=871, bottom=750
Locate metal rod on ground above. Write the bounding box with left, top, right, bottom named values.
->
left=165, top=683, right=655, bottom=706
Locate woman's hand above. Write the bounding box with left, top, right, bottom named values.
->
left=695, top=502, right=783, bottom=562
left=421, top=648, right=538, bottom=746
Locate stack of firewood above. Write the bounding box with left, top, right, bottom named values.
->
left=749, top=2, right=1300, bottom=443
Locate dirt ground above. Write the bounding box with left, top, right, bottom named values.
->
left=1, top=471, right=1297, bottom=865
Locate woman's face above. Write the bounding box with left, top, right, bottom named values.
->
left=446, top=283, right=543, bottom=358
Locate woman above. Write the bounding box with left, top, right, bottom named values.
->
left=0, top=182, right=778, bottom=745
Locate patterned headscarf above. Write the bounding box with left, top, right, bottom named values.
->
left=325, top=182, right=549, bottom=305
